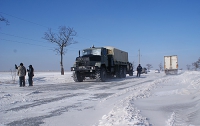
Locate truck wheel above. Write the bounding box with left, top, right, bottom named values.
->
left=122, top=67, right=126, bottom=78
left=116, top=66, right=123, bottom=78
left=73, top=71, right=84, bottom=82
left=119, top=66, right=123, bottom=78
left=95, top=68, right=107, bottom=82
left=116, top=71, right=120, bottom=78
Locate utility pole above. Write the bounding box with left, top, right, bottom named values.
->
left=138, top=49, right=141, bottom=64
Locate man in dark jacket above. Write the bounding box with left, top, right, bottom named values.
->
left=137, top=64, right=142, bottom=77
left=16, top=63, right=26, bottom=87
left=27, top=65, right=34, bottom=86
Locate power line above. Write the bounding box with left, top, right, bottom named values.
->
left=0, top=38, right=54, bottom=49
left=0, top=12, right=49, bottom=29
left=0, top=38, right=80, bottom=52
left=0, top=32, right=80, bottom=50
left=0, top=12, right=101, bottom=44
left=0, top=32, right=47, bottom=44
left=0, top=11, right=107, bottom=56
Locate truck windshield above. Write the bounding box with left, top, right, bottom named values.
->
left=82, top=49, right=101, bottom=56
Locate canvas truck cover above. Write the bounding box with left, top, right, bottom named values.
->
left=105, top=46, right=128, bottom=63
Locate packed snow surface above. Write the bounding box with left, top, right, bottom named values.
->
left=0, top=71, right=200, bottom=126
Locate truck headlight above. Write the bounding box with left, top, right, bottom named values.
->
left=95, top=62, right=101, bottom=67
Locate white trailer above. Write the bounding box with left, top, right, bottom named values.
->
left=164, top=55, right=178, bottom=75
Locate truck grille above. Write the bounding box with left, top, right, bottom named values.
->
left=76, top=57, right=90, bottom=62
left=76, top=61, right=90, bottom=66
left=76, top=57, right=90, bottom=66
left=76, top=56, right=101, bottom=66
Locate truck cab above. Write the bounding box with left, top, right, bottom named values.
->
left=71, top=47, right=108, bottom=71
left=71, top=47, right=108, bottom=82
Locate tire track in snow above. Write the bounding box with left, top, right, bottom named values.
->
left=6, top=103, right=81, bottom=126
left=117, top=80, right=155, bottom=90
left=101, top=78, right=157, bottom=102
left=5, top=93, right=84, bottom=112
left=164, top=102, right=200, bottom=126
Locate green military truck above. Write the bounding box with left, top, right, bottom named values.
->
left=71, top=46, right=133, bottom=82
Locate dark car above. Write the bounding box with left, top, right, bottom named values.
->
left=141, top=68, right=147, bottom=74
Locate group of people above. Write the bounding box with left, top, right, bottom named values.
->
left=15, top=63, right=34, bottom=87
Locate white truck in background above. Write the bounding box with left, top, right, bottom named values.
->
left=164, top=55, right=178, bottom=75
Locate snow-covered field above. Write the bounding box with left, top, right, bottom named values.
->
left=0, top=71, right=200, bottom=126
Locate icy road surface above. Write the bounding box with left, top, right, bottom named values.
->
left=0, top=71, right=200, bottom=126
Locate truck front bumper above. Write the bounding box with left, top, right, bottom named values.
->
left=71, top=66, right=96, bottom=71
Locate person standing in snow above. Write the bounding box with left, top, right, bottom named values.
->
left=16, top=63, right=26, bottom=87
left=27, top=65, right=34, bottom=86
left=136, top=64, right=142, bottom=77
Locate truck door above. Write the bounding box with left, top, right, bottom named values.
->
left=171, top=56, right=178, bottom=69
left=164, top=56, right=171, bottom=70
left=102, top=48, right=108, bottom=66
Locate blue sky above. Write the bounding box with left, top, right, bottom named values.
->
left=0, top=0, right=200, bottom=71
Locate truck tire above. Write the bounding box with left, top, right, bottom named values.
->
left=116, top=66, right=123, bottom=78
left=116, top=71, right=120, bottom=78
left=122, top=67, right=126, bottom=78
left=119, top=66, right=123, bottom=78
left=95, top=67, right=107, bottom=82
left=73, top=71, right=84, bottom=82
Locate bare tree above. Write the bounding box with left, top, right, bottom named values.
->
left=146, top=64, right=153, bottom=71
left=192, top=62, right=199, bottom=71
left=191, top=58, right=200, bottom=71
left=43, top=26, right=77, bottom=75
left=159, top=62, right=163, bottom=71
left=10, top=69, right=16, bottom=84
left=198, top=57, right=200, bottom=64
left=186, top=64, right=191, bottom=70
left=0, top=15, right=9, bottom=25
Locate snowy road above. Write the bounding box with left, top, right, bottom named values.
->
left=1, top=71, right=200, bottom=126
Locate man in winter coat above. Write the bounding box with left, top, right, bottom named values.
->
left=16, top=63, right=26, bottom=87
left=27, top=65, right=34, bottom=86
left=137, top=64, right=142, bottom=77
